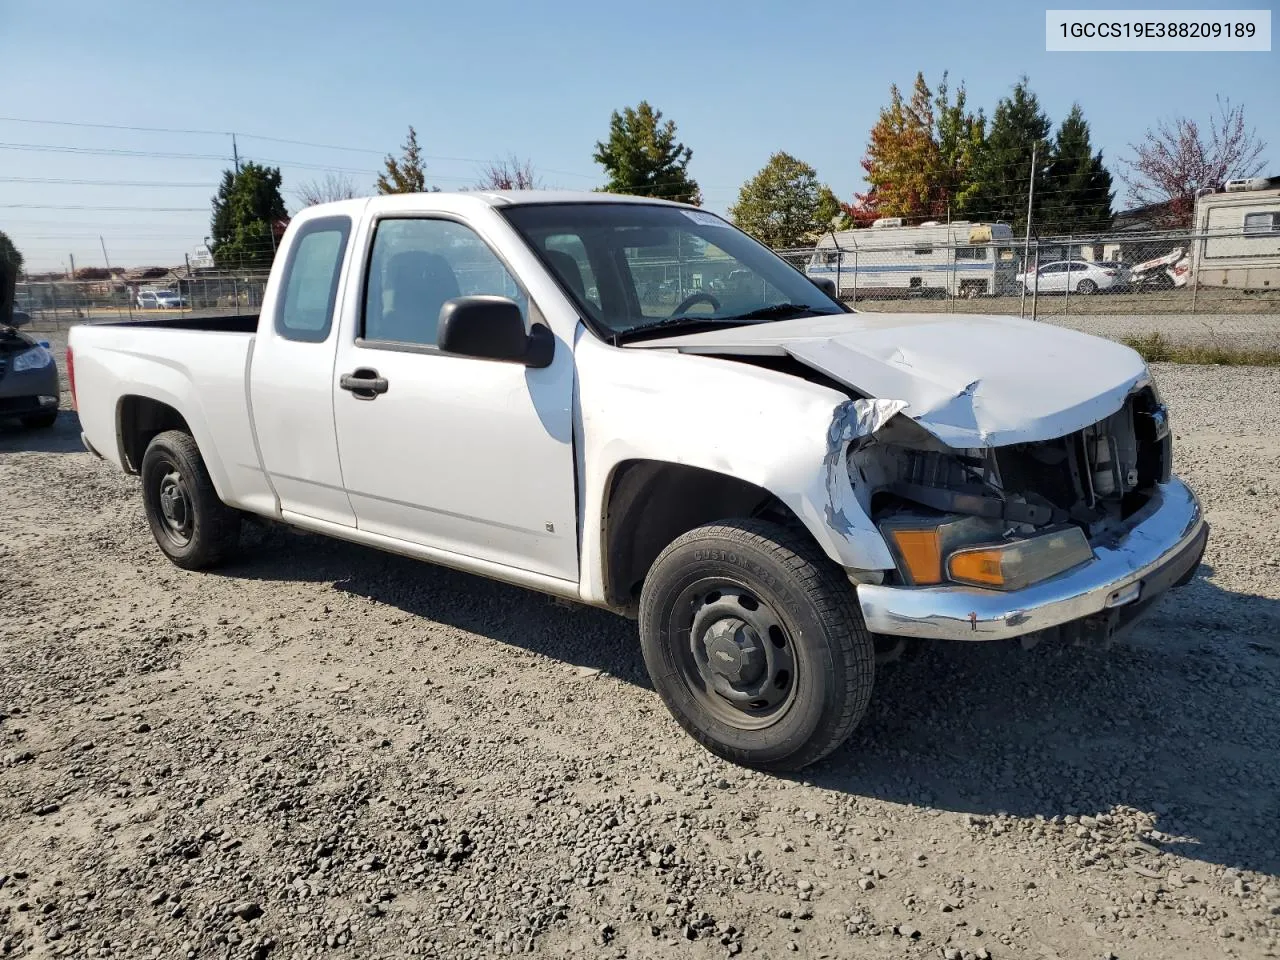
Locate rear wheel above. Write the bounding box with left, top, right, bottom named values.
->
left=20, top=410, right=57, bottom=429
left=140, top=430, right=240, bottom=569
left=1076, top=278, right=1098, bottom=295
left=639, top=519, right=875, bottom=771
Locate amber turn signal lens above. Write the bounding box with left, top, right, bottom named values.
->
left=947, top=528, right=1094, bottom=591
left=946, top=549, right=1006, bottom=587
left=886, top=529, right=943, bottom=585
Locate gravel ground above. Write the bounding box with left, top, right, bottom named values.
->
left=2, top=337, right=1279, bottom=959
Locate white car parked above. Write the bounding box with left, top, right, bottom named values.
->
left=136, top=289, right=188, bottom=310
left=1016, top=260, right=1129, bottom=295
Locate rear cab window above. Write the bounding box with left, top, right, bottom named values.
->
left=275, top=216, right=352, bottom=342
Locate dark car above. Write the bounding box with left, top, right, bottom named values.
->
left=0, top=323, right=60, bottom=429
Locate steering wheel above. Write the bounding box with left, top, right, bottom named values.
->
left=670, top=292, right=721, bottom=317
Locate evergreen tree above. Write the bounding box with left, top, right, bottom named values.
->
left=593, top=101, right=701, bottom=205
left=376, top=126, right=434, bottom=194
left=0, top=230, right=23, bottom=324
left=1041, top=104, right=1114, bottom=234
left=967, top=77, right=1052, bottom=234
left=210, top=162, right=288, bottom=270
left=933, top=73, right=985, bottom=219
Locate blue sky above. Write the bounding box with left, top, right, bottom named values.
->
left=2, top=0, right=1276, bottom=270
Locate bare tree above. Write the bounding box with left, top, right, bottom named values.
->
left=475, top=155, right=541, bottom=190
left=295, top=172, right=360, bottom=208
left=1120, top=97, right=1267, bottom=227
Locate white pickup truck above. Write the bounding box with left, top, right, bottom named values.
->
left=69, top=192, right=1207, bottom=770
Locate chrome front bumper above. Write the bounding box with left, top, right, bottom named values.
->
left=857, top=478, right=1207, bottom=642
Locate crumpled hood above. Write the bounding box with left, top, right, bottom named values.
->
left=629, top=312, right=1150, bottom=448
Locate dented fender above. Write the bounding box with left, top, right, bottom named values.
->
left=574, top=333, right=897, bottom=605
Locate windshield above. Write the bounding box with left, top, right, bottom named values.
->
left=500, top=203, right=844, bottom=340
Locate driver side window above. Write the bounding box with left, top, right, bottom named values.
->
left=363, top=218, right=527, bottom=348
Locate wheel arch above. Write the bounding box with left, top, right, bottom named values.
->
left=116, top=394, right=195, bottom=474
left=600, top=459, right=810, bottom=610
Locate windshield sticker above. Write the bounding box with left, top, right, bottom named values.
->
left=681, top=210, right=730, bottom=228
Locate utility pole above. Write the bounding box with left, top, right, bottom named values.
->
left=99, top=236, right=113, bottom=274
left=1020, top=141, right=1037, bottom=319
left=232, top=133, right=241, bottom=173
left=68, top=252, right=76, bottom=280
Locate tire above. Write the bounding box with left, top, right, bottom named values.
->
left=1076, top=278, right=1098, bottom=295
left=638, top=519, right=875, bottom=771
left=140, top=430, right=240, bottom=569
left=20, top=410, right=58, bottom=429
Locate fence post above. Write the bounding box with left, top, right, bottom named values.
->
left=851, top=248, right=858, bottom=308
left=949, top=242, right=956, bottom=313
left=1031, top=240, right=1040, bottom=322
left=835, top=247, right=841, bottom=302
left=1189, top=231, right=1199, bottom=316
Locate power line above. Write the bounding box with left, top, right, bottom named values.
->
left=0, top=141, right=229, bottom=161
left=0, top=176, right=213, bottom=188
left=1, top=203, right=206, bottom=211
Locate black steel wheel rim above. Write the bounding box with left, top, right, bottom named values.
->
left=154, top=460, right=194, bottom=546
left=671, top=578, right=799, bottom=730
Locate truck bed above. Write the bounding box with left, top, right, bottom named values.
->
left=70, top=315, right=274, bottom=515
left=91, top=313, right=260, bottom=334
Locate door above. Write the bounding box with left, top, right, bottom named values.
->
left=1037, top=262, right=1067, bottom=292
left=249, top=214, right=357, bottom=526
left=331, top=216, right=578, bottom=581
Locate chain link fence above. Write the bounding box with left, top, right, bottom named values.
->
left=773, top=227, right=1280, bottom=319
left=11, top=228, right=1278, bottom=340
left=13, top=273, right=270, bottom=330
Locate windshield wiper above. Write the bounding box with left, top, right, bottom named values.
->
left=615, top=303, right=827, bottom=343
left=715, top=303, right=821, bottom=322
left=614, top=314, right=757, bottom=342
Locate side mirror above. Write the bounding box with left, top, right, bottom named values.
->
left=810, top=276, right=838, bottom=300
left=436, top=296, right=553, bottom=368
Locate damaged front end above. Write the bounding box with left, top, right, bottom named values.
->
left=843, top=383, right=1205, bottom=643
left=854, top=382, right=1172, bottom=553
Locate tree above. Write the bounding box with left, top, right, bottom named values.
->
left=852, top=72, right=982, bottom=223
left=853, top=74, right=940, bottom=222
left=0, top=230, right=23, bottom=324
left=1120, top=98, right=1267, bottom=228
left=967, top=77, right=1052, bottom=233
left=1040, top=104, right=1114, bottom=234
left=210, top=162, right=288, bottom=270
left=730, top=152, right=839, bottom=247
left=376, top=126, right=435, bottom=195
left=593, top=101, right=701, bottom=204
left=475, top=155, right=541, bottom=190
left=933, top=73, right=985, bottom=219
left=296, top=172, right=359, bottom=208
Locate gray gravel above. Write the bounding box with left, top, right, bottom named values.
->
left=1, top=338, right=1278, bottom=959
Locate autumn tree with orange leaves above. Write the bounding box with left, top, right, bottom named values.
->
left=849, top=72, right=983, bottom=224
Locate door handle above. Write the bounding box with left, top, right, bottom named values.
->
left=339, top=368, right=389, bottom=399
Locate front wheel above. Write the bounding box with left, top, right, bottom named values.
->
left=1076, top=278, right=1098, bottom=295
left=639, top=519, right=875, bottom=771
left=140, top=430, right=240, bottom=569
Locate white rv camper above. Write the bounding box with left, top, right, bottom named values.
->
left=1192, top=178, right=1280, bottom=291
left=806, top=219, right=1018, bottom=299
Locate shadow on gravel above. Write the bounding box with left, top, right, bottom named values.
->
left=217, top=531, right=1279, bottom=876
left=218, top=526, right=649, bottom=686
left=0, top=411, right=84, bottom=455
left=810, top=574, right=1280, bottom=877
